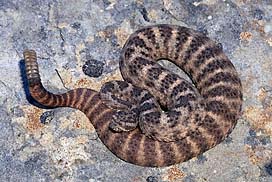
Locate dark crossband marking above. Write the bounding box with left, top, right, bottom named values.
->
left=197, top=68, right=239, bottom=90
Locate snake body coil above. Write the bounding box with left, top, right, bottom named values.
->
left=23, top=24, right=242, bottom=167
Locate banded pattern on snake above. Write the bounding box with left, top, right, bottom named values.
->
left=23, top=24, right=242, bottom=167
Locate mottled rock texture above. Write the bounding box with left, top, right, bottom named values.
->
left=0, top=0, right=271, bottom=181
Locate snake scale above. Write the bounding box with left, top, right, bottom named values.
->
left=23, top=24, right=242, bottom=167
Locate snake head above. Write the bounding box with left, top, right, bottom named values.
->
left=109, top=110, right=139, bottom=132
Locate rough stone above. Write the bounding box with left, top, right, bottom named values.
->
left=0, top=0, right=272, bottom=181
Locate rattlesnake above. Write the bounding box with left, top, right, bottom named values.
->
left=23, top=24, right=242, bottom=167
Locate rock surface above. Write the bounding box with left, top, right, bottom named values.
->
left=0, top=0, right=271, bottom=181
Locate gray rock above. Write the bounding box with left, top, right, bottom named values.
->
left=0, top=0, right=272, bottom=181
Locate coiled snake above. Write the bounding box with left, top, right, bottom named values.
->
left=23, top=24, right=242, bottom=167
